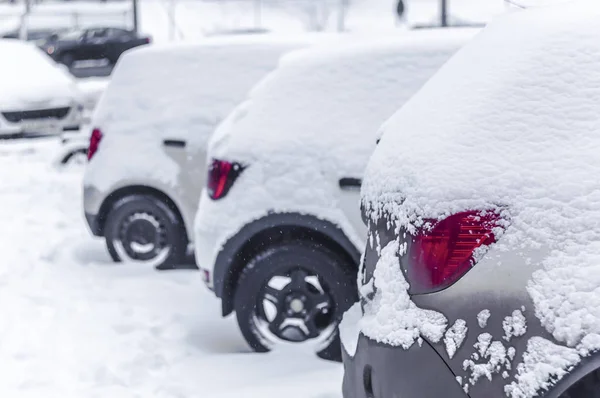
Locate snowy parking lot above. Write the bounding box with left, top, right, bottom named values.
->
left=0, top=138, right=341, bottom=397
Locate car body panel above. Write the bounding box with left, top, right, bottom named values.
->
left=343, top=333, right=467, bottom=398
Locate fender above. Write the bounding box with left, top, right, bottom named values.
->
left=212, top=212, right=362, bottom=316
left=543, top=352, right=600, bottom=398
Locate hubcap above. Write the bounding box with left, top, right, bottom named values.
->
left=255, top=267, right=335, bottom=344
left=118, top=212, right=168, bottom=261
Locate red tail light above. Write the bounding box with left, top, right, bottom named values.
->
left=207, top=159, right=244, bottom=200
left=87, top=128, right=103, bottom=161
left=408, top=211, right=503, bottom=293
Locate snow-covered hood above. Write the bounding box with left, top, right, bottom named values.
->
left=0, top=40, right=80, bottom=110
left=209, top=29, right=479, bottom=177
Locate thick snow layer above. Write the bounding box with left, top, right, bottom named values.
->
left=362, top=0, right=600, bottom=246
left=0, top=39, right=80, bottom=110
left=359, top=241, right=447, bottom=349
left=196, top=29, right=476, bottom=270
left=0, top=138, right=342, bottom=397
left=84, top=35, right=316, bottom=192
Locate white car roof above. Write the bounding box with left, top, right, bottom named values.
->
left=208, top=28, right=479, bottom=177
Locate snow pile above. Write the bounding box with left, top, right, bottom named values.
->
left=359, top=0, right=600, bottom=395
left=358, top=241, right=447, bottom=349
left=0, top=39, right=79, bottom=109
left=84, top=35, right=316, bottom=192
left=197, top=29, right=477, bottom=265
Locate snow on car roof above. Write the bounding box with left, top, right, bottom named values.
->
left=362, top=0, right=600, bottom=239
left=91, top=33, right=338, bottom=147
left=85, top=34, right=322, bottom=191
left=208, top=28, right=479, bottom=178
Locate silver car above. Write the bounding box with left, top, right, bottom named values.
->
left=342, top=2, right=600, bottom=398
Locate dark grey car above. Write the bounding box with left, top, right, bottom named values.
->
left=341, top=2, right=600, bottom=397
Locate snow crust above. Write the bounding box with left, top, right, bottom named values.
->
left=196, top=29, right=476, bottom=271
left=84, top=35, right=315, bottom=192
left=359, top=241, right=447, bottom=349
left=0, top=39, right=80, bottom=110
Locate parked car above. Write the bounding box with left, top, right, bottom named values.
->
left=82, top=35, right=330, bottom=269
left=193, top=28, right=478, bottom=362
left=0, top=39, right=84, bottom=137
left=37, top=27, right=151, bottom=67
left=341, top=2, right=600, bottom=397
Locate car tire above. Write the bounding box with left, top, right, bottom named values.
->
left=561, top=369, right=600, bottom=397
left=61, top=148, right=87, bottom=165
left=234, top=241, right=358, bottom=362
left=59, top=53, right=74, bottom=68
left=104, top=194, right=188, bottom=270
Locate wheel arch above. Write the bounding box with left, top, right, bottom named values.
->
left=215, top=213, right=362, bottom=317
left=544, top=352, right=600, bottom=398
left=97, top=185, right=187, bottom=240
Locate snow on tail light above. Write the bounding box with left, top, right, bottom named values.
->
left=207, top=159, right=244, bottom=200
left=87, top=128, right=103, bottom=161
left=407, top=210, right=504, bottom=293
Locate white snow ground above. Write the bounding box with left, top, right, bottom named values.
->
left=0, top=138, right=342, bottom=397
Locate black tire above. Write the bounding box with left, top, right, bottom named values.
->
left=104, top=194, right=188, bottom=269
left=234, top=241, right=358, bottom=362
left=59, top=53, right=74, bottom=68
left=561, top=369, right=600, bottom=397
left=61, top=148, right=87, bottom=165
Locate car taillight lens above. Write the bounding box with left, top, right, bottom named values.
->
left=87, top=128, right=103, bottom=161
left=207, top=159, right=244, bottom=200
left=408, top=210, right=503, bottom=293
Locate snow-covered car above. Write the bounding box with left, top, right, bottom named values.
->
left=0, top=39, right=83, bottom=136
left=194, top=28, right=478, bottom=361
left=341, top=1, right=600, bottom=397
left=82, top=35, right=329, bottom=269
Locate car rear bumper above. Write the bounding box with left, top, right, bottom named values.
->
left=342, top=333, right=466, bottom=398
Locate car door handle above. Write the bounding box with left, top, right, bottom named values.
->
left=163, top=139, right=186, bottom=148
left=339, top=177, right=362, bottom=189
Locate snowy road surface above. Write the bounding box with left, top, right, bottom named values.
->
left=0, top=138, right=342, bottom=397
